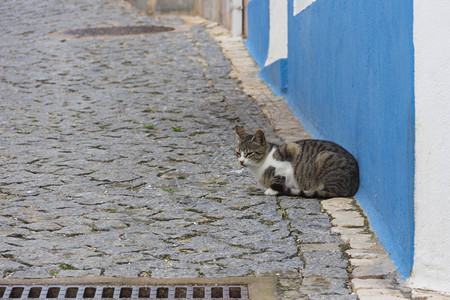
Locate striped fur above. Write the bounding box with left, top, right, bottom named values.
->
left=235, top=126, right=359, bottom=198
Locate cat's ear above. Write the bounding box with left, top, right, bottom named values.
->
left=235, top=125, right=247, bottom=140
left=252, top=130, right=266, bottom=145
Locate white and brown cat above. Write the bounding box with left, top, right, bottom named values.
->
left=235, top=126, right=359, bottom=198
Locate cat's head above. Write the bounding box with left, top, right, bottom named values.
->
left=235, top=126, right=269, bottom=167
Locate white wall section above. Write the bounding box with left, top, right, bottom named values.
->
left=231, top=0, right=243, bottom=37
left=265, top=0, right=287, bottom=66
left=293, top=0, right=317, bottom=15
left=412, top=0, right=450, bottom=294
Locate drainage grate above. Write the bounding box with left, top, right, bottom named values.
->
left=0, top=284, right=248, bottom=299
left=63, top=25, right=175, bottom=37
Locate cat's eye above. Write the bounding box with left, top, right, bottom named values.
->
left=235, top=150, right=241, bottom=157
left=245, top=151, right=255, bottom=157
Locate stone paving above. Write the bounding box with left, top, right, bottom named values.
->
left=0, top=1, right=356, bottom=298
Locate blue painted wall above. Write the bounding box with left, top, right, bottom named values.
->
left=246, top=0, right=269, bottom=67
left=245, top=0, right=287, bottom=96
left=260, top=59, right=288, bottom=96
left=287, top=0, right=415, bottom=277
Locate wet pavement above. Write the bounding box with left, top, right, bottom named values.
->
left=0, top=1, right=355, bottom=298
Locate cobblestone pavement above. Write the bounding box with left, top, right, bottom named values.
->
left=0, top=1, right=355, bottom=298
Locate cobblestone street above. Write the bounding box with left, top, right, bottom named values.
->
left=0, top=1, right=355, bottom=298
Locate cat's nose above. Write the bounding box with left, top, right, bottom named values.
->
left=239, top=160, right=245, bottom=166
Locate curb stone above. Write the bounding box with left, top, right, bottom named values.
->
left=182, top=15, right=450, bottom=300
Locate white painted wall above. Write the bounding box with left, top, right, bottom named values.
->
left=411, top=0, right=450, bottom=294
left=231, top=0, right=243, bottom=37
left=293, top=0, right=317, bottom=15
left=265, top=0, right=287, bottom=66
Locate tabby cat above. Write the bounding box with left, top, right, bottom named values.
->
left=235, top=126, right=359, bottom=198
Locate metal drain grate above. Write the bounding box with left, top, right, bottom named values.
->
left=0, top=284, right=248, bottom=299
left=63, top=25, right=175, bottom=37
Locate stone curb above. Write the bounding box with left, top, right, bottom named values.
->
left=180, top=15, right=450, bottom=300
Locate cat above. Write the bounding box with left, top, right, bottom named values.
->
left=235, top=126, right=359, bottom=198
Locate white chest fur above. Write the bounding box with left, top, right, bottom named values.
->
left=249, top=148, right=298, bottom=189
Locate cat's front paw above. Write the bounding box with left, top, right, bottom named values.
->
left=264, top=188, right=279, bottom=196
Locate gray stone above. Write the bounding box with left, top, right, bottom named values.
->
left=151, top=267, right=200, bottom=278
left=308, top=294, right=357, bottom=300
left=22, top=221, right=62, bottom=232
left=57, top=224, right=92, bottom=236
left=303, top=251, right=348, bottom=268
left=301, top=276, right=352, bottom=295
left=9, top=267, right=56, bottom=279
left=55, top=269, right=102, bottom=278
left=102, top=263, right=144, bottom=277
left=0, top=259, right=26, bottom=274
left=250, top=259, right=304, bottom=276
left=303, top=266, right=349, bottom=279
left=91, top=220, right=128, bottom=231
